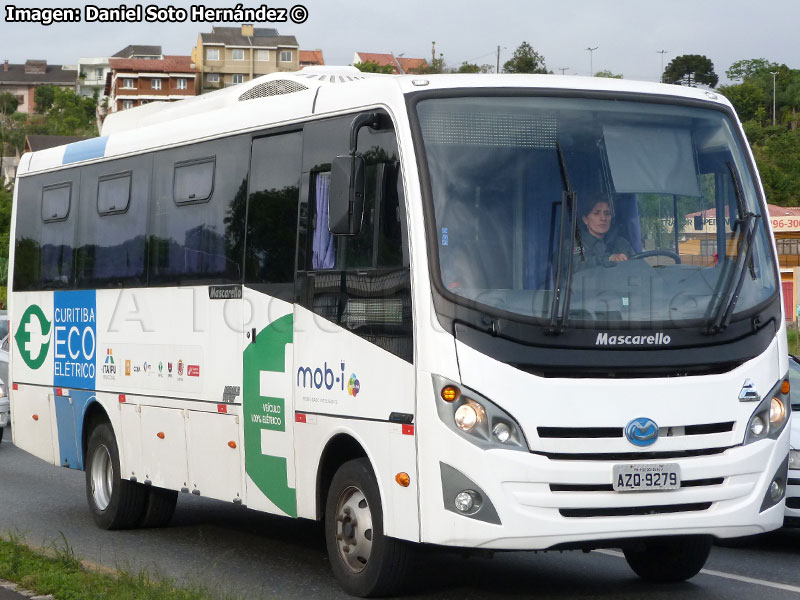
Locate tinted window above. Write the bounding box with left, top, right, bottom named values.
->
left=42, top=183, right=71, bottom=222
left=298, top=113, right=412, bottom=362
left=244, top=131, right=302, bottom=300
left=150, top=136, right=248, bottom=283
left=76, top=157, right=150, bottom=288
left=174, top=158, right=214, bottom=204
left=98, top=172, right=131, bottom=215
left=14, top=172, right=79, bottom=291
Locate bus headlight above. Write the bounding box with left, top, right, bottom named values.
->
left=744, top=374, right=791, bottom=446
left=432, top=375, right=528, bottom=451
left=455, top=402, right=481, bottom=431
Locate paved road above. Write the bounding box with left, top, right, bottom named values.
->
left=1, top=438, right=800, bottom=599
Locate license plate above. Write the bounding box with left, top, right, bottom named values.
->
left=612, top=463, right=680, bottom=492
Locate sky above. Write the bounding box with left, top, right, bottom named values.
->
left=2, top=0, right=799, bottom=85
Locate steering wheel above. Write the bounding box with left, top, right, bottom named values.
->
left=630, top=250, right=681, bottom=264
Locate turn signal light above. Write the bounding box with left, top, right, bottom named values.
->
left=395, top=472, right=410, bottom=487
left=441, top=385, right=460, bottom=402
left=157, top=432, right=165, bottom=439
left=32, top=414, right=39, bottom=421
left=781, top=379, right=790, bottom=395
left=228, top=441, right=237, bottom=449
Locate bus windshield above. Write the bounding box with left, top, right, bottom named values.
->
left=416, top=95, right=778, bottom=329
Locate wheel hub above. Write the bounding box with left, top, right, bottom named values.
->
left=334, top=485, right=374, bottom=573
left=90, top=443, right=113, bottom=510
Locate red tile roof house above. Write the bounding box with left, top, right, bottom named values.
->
left=300, top=50, right=325, bottom=67
left=352, top=52, right=427, bottom=74
left=0, top=59, right=77, bottom=113
left=108, top=47, right=197, bottom=112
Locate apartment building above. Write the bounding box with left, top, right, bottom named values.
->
left=77, top=57, right=111, bottom=99
left=191, top=25, right=300, bottom=93
left=107, top=45, right=197, bottom=112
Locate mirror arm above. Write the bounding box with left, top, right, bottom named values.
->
left=349, top=112, right=381, bottom=154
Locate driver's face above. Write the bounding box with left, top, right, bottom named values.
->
left=582, top=202, right=612, bottom=238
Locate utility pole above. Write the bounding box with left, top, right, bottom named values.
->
left=431, top=41, right=436, bottom=68
left=657, top=50, right=668, bottom=82
left=496, top=45, right=501, bottom=74
left=558, top=67, right=569, bottom=75
left=770, top=71, right=779, bottom=126
left=585, top=46, right=598, bottom=76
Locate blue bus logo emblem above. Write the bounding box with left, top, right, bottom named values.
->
left=625, top=418, right=659, bottom=447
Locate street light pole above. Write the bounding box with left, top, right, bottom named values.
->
left=585, top=46, right=598, bottom=76
left=770, top=71, right=779, bottom=126
left=657, top=50, right=668, bottom=82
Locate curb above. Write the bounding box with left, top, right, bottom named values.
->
left=0, top=579, right=54, bottom=600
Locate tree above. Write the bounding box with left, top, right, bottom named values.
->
left=726, top=58, right=777, bottom=83
left=417, top=54, right=445, bottom=74
left=503, top=42, right=548, bottom=74
left=662, top=55, right=718, bottom=88
left=45, top=87, right=97, bottom=136
left=0, top=93, right=18, bottom=116
left=595, top=70, right=622, bottom=79
left=34, top=85, right=55, bottom=112
left=718, top=81, right=767, bottom=122
left=354, top=60, right=394, bottom=75
left=457, top=62, right=481, bottom=73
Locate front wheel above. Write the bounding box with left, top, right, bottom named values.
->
left=325, top=458, right=410, bottom=597
left=85, top=422, right=146, bottom=529
left=623, top=535, right=711, bottom=582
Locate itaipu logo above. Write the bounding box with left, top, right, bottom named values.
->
left=15, top=304, right=52, bottom=370
left=625, top=417, right=659, bottom=447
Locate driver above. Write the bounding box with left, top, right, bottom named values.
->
left=574, top=197, right=634, bottom=269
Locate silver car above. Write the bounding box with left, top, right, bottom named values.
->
left=787, top=356, right=800, bottom=525
left=0, top=377, right=8, bottom=444
left=0, top=310, right=8, bottom=444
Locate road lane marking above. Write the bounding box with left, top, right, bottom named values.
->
left=595, top=549, right=800, bottom=594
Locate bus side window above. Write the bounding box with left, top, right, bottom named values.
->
left=75, top=157, right=150, bottom=288
left=244, top=130, right=302, bottom=302
left=149, top=136, right=249, bottom=284
left=14, top=172, right=80, bottom=291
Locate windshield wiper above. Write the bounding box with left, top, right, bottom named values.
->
left=547, top=142, right=579, bottom=334
left=707, top=164, right=761, bottom=333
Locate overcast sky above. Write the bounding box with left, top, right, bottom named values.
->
left=2, top=0, right=799, bottom=85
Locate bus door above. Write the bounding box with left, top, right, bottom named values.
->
left=240, top=131, right=303, bottom=517
left=292, top=113, right=416, bottom=525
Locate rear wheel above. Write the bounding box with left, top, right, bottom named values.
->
left=325, top=458, right=409, bottom=597
left=138, top=486, right=178, bottom=528
left=85, top=422, right=146, bottom=529
left=623, top=535, right=711, bottom=582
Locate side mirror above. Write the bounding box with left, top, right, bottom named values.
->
left=329, top=154, right=365, bottom=235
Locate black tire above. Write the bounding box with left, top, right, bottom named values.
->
left=85, top=422, right=146, bottom=530
left=138, top=486, right=178, bottom=528
left=325, top=458, right=410, bottom=597
left=0, top=427, right=4, bottom=444
left=623, top=535, right=711, bottom=582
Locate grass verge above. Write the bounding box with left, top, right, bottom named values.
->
left=0, top=531, right=241, bottom=600
left=788, top=325, right=799, bottom=356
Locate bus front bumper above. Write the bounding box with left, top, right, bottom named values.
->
left=420, top=433, right=788, bottom=550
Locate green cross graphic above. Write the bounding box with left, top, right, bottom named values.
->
left=14, top=304, right=52, bottom=370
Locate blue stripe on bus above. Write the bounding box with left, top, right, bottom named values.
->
left=62, top=136, right=109, bottom=164
left=53, top=389, right=94, bottom=470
